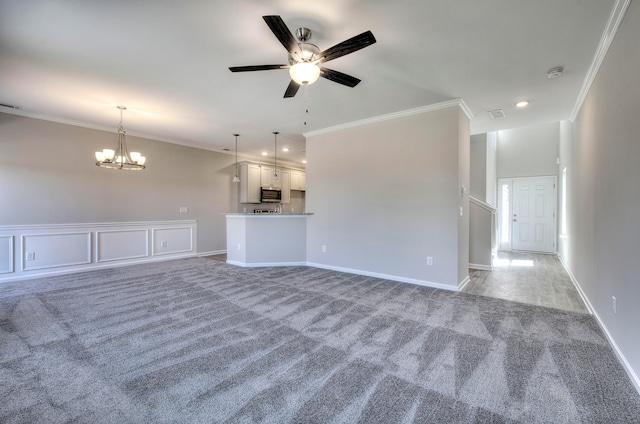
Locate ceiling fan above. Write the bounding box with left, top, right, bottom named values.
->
left=229, top=15, right=376, bottom=98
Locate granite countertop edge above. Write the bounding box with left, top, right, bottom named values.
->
left=223, top=213, right=314, bottom=216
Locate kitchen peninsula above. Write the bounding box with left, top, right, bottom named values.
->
left=225, top=213, right=313, bottom=267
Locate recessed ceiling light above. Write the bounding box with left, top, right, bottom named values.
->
left=302, top=160, right=307, bottom=164
left=515, top=100, right=529, bottom=108
left=282, top=147, right=289, bottom=152
left=262, top=151, right=268, bottom=156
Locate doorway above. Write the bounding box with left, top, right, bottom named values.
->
left=497, top=176, right=557, bottom=253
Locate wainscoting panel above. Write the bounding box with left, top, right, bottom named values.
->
left=152, top=226, right=193, bottom=256
left=0, top=221, right=197, bottom=283
left=96, top=229, right=149, bottom=263
left=22, top=232, right=91, bottom=271
left=0, top=235, right=14, bottom=274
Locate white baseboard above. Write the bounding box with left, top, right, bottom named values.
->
left=0, top=252, right=198, bottom=284
left=226, top=260, right=307, bottom=267
left=197, top=250, right=226, bottom=257
left=305, top=262, right=458, bottom=292
left=469, top=263, right=493, bottom=271
left=458, top=275, right=471, bottom=291
left=557, top=255, right=640, bottom=395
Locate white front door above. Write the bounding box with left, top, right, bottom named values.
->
left=512, top=177, right=556, bottom=253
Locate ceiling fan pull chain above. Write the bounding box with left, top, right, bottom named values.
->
left=304, top=85, right=309, bottom=126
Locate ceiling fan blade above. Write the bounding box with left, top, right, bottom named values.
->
left=263, top=15, right=301, bottom=56
left=317, top=30, right=376, bottom=63
left=284, top=80, right=301, bottom=98
left=320, top=68, right=361, bottom=87
left=229, top=65, right=287, bottom=72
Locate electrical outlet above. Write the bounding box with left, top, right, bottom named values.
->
left=26, top=251, right=36, bottom=261
left=612, top=296, right=617, bottom=315
left=179, top=206, right=189, bottom=213
left=161, top=240, right=167, bottom=247
left=427, top=256, right=433, bottom=266
left=237, top=243, right=241, bottom=251
left=322, top=245, right=327, bottom=253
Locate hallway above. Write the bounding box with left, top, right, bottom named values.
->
left=463, top=251, right=589, bottom=313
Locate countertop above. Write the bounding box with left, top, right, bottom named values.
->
left=224, top=213, right=314, bottom=216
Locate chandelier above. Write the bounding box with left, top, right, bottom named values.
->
left=95, top=106, right=146, bottom=170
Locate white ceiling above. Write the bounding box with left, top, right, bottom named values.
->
left=0, top=0, right=618, bottom=167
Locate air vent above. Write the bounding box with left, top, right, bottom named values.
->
left=488, top=109, right=506, bottom=119
left=0, top=103, right=22, bottom=110
left=547, top=66, right=564, bottom=79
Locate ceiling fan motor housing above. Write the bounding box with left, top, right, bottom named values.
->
left=295, top=27, right=312, bottom=42
left=289, top=42, right=320, bottom=65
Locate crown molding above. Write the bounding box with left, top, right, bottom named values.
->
left=303, top=98, right=473, bottom=138
left=570, top=0, right=632, bottom=122
left=0, top=107, right=305, bottom=167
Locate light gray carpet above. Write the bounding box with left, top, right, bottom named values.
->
left=1, top=258, right=639, bottom=423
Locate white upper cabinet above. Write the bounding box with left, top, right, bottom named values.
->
left=280, top=170, right=291, bottom=204
left=261, top=165, right=281, bottom=188
left=238, top=162, right=304, bottom=204
left=239, top=163, right=261, bottom=203
left=290, top=170, right=306, bottom=191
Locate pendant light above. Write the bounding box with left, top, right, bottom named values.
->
left=272, top=131, right=279, bottom=184
left=95, top=106, right=146, bottom=170
left=232, top=133, right=240, bottom=183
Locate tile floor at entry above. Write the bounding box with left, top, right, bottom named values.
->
left=207, top=251, right=589, bottom=314
left=463, top=250, right=589, bottom=314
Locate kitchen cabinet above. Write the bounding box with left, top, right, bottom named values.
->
left=290, top=170, right=306, bottom=191
left=261, top=166, right=290, bottom=203
left=280, top=170, right=290, bottom=204
left=239, top=162, right=261, bottom=203
left=261, top=166, right=280, bottom=188
left=239, top=162, right=301, bottom=204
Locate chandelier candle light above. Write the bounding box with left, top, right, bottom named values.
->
left=95, top=106, right=146, bottom=170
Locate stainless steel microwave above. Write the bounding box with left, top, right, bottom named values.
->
left=261, top=187, right=282, bottom=203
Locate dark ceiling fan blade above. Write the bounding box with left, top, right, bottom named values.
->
left=263, top=15, right=301, bottom=55
left=317, top=30, right=376, bottom=63
left=229, top=64, right=287, bottom=72
left=320, top=68, right=361, bottom=87
left=284, top=80, right=300, bottom=98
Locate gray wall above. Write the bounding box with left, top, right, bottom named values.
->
left=561, top=0, right=640, bottom=386
left=497, top=122, right=559, bottom=178
left=469, top=200, right=493, bottom=267
left=470, top=133, right=487, bottom=201
left=306, top=106, right=469, bottom=288
left=486, top=132, right=497, bottom=206
left=0, top=113, right=238, bottom=254
left=457, top=109, right=470, bottom=285
left=470, top=132, right=497, bottom=206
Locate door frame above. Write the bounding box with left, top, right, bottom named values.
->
left=497, top=176, right=557, bottom=253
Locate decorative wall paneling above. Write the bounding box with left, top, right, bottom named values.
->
left=0, top=221, right=196, bottom=283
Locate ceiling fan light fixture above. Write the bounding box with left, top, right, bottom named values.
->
left=289, top=62, right=320, bottom=85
